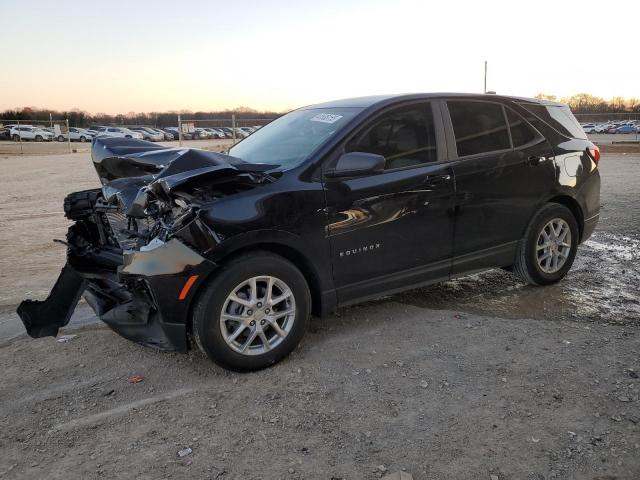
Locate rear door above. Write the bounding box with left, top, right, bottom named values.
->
left=444, top=99, right=555, bottom=273
left=323, top=101, right=455, bottom=303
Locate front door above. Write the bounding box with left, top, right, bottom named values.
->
left=323, top=102, right=456, bottom=304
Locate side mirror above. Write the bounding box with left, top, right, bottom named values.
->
left=324, top=152, right=385, bottom=178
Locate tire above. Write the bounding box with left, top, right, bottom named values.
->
left=35, top=135, right=43, bottom=142
left=63, top=188, right=102, bottom=220
left=58, top=135, right=65, bottom=142
left=12, top=134, right=19, bottom=142
left=80, top=136, right=87, bottom=142
left=513, top=203, right=579, bottom=286
left=192, top=251, right=311, bottom=371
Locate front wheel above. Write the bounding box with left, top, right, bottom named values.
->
left=35, top=135, right=43, bottom=142
left=192, top=251, right=310, bottom=371
left=57, top=135, right=65, bottom=142
left=513, top=203, right=579, bottom=286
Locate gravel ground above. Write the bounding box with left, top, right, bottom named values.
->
left=0, top=151, right=638, bottom=480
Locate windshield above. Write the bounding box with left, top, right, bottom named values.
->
left=229, top=107, right=361, bottom=168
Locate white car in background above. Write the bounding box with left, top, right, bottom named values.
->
left=95, top=127, right=143, bottom=139
left=56, top=127, right=95, bottom=142
left=10, top=126, right=54, bottom=141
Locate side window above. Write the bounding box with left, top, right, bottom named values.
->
left=448, top=101, right=510, bottom=157
left=518, top=103, right=587, bottom=140
left=108, top=128, right=118, bottom=132
left=346, top=103, right=437, bottom=169
left=506, top=108, right=539, bottom=147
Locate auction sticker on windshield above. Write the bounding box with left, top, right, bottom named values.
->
left=310, top=113, right=343, bottom=124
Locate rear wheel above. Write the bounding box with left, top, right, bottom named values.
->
left=12, top=134, right=19, bottom=142
left=57, top=135, right=65, bottom=142
left=513, top=203, right=579, bottom=286
left=192, top=251, right=310, bottom=371
left=79, top=136, right=87, bottom=142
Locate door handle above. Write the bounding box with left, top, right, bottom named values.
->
left=424, top=174, right=452, bottom=187
left=527, top=156, right=547, bottom=166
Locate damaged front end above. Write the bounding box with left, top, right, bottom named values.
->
left=17, top=137, right=276, bottom=351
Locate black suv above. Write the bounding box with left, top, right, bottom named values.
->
left=18, top=93, right=601, bottom=371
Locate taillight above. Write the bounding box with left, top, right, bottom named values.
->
left=587, top=146, right=601, bottom=165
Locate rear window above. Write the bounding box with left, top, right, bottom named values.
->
left=519, top=103, right=586, bottom=140
left=448, top=101, right=511, bottom=157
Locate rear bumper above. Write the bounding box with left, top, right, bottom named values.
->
left=17, top=237, right=216, bottom=352
left=582, top=212, right=599, bottom=243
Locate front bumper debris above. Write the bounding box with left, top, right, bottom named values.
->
left=18, top=237, right=216, bottom=352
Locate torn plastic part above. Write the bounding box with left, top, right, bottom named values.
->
left=17, top=264, right=86, bottom=338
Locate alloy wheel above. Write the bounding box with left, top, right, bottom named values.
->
left=219, top=276, right=296, bottom=356
left=536, top=218, right=572, bottom=274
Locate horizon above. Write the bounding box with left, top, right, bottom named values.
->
left=2, top=0, right=639, bottom=115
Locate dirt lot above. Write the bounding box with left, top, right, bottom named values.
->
left=0, top=151, right=638, bottom=480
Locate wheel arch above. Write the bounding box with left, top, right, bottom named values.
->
left=222, top=243, right=325, bottom=317
left=546, top=195, right=585, bottom=241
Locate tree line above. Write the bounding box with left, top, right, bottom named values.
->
left=534, top=93, right=640, bottom=114
left=0, top=106, right=282, bottom=128
left=3, top=94, right=640, bottom=126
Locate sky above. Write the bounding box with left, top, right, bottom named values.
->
left=1, top=0, right=638, bottom=114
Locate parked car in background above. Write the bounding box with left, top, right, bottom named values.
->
left=129, top=127, right=164, bottom=142
left=194, top=128, right=213, bottom=139
left=56, top=127, right=95, bottom=142
left=233, top=128, right=250, bottom=139
left=95, top=127, right=143, bottom=139
left=614, top=125, right=639, bottom=134
left=164, top=127, right=193, bottom=140
left=201, top=128, right=225, bottom=139
left=150, top=127, right=174, bottom=141
left=10, top=126, right=54, bottom=141
left=0, top=127, right=9, bottom=140
left=215, top=127, right=234, bottom=138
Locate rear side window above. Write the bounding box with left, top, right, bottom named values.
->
left=506, top=108, right=539, bottom=147
left=447, top=101, right=510, bottom=157
left=346, top=103, right=437, bottom=169
left=518, top=103, right=587, bottom=140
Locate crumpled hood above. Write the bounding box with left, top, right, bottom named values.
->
left=92, top=136, right=246, bottom=184
left=92, top=137, right=276, bottom=217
